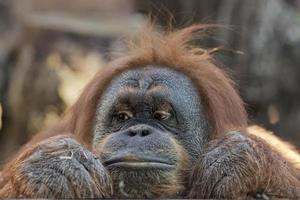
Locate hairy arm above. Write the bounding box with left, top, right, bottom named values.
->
left=0, top=135, right=112, bottom=198
left=188, top=131, right=300, bottom=198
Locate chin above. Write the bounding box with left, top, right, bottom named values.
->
left=108, top=167, right=184, bottom=198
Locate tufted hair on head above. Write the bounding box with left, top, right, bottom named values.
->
left=63, top=24, right=248, bottom=145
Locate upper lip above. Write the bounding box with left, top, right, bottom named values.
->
left=103, top=154, right=175, bottom=168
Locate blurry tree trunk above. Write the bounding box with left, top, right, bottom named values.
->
left=137, top=0, right=300, bottom=146
left=0, top=28, right=63, bottom=163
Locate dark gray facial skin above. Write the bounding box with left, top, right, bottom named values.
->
left=92, top=65, right=210, bottom=198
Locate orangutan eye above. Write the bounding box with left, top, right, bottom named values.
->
left=153, top=111, right=171, bottom=121
left=117, top=111, right=133, bottom=121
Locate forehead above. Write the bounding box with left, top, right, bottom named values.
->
left=98, top=65, right=202, bottom=117
left=110, top=65, right=197, bottom=92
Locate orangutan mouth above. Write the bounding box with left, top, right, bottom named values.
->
left=103, top=155, right=175, bottom=169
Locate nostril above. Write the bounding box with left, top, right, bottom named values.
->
left=141, top=130, right=150, bottom=137
left=127, top=131, right=136, bottom=137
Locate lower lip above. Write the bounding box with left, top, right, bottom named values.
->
left=106, top=162, right=175, bottom=169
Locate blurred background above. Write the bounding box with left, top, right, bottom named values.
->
left=0, top=0, right=300, bottom=164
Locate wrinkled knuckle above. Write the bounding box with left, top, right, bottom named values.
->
left=41, top=136, right=78, bottom=150
left=205, top=157, right=222, bottom=170
left=204, top=150, right=232, bottom=168
left=27, top=149, right=43, bottom=162
left=227, top=131, right=248, bottom=141
left=60, top=137, right=79, bottom=146
left=226, top=132, right=256, bottom=150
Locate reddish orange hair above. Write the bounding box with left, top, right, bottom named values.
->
left=62, top=24, right=248, bottom=146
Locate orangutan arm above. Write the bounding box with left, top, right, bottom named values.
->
left=0, top=135, right=112, bottom=198
left=188, top=131, right=300, bottom=198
